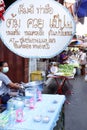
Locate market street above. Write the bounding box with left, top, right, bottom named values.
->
left=65, top=75, right=87, bottom=130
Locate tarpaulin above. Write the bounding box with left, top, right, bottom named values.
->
left=76, top=0, right=87, bottom=18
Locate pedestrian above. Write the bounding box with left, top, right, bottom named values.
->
left=79, top=49, right=87, bottom=75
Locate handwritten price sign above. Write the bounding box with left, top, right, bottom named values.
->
left=0, top=0, right=75, bottom=58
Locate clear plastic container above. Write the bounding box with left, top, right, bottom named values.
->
left=25, top=87, right=36, bottom=109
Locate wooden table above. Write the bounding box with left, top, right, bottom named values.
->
left=47, top=74, right=74, bottom=95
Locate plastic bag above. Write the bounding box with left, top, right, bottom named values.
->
left=84, top=75, right=87, bottom=81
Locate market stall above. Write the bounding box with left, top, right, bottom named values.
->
left=0, top=94, right=66, bottom=130
left=0, top=0, right=75, bottom=129
left=47, top=64, right=75, bottom=94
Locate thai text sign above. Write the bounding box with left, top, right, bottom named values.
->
left=0, top=0, right=75, bottom=58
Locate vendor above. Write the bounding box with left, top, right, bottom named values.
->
left=0, top=61, right=22, bottom=105
left=59, top=50, right=68, bottom=64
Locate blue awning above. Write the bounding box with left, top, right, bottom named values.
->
left=77, top=0, right=87, bottom=18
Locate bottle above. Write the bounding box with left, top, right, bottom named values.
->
left=14, top=97, right=24, bottom=122
left=16, top=109, right=23, bottom=122
left=37, top=90, right=42, bottom=101
left=9, top=107, right=15, bottom=126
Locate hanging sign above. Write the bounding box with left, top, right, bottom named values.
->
left=0, top=0, right=76, bottom=58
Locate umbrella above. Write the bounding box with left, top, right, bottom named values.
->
left=70, top=39, right=83, bottom=44
left=69, top=39, right=83, bottom=47
left=80, top=42, right=87, bottom=47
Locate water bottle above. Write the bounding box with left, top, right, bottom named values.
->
left=7, top=98, right=15, bottom=111
left=13, top=97, right=24, bottom=122
left=37, top=90, right=42, bottom=101
left=9, top=107, right=15, bottom=126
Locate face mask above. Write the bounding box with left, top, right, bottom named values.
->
left=2, top=67, right=9, bottom=73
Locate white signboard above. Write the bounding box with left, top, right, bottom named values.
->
left=0, top=0, right=76, bottom=58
